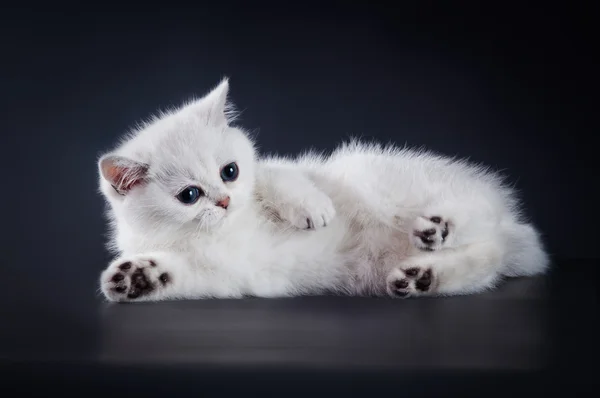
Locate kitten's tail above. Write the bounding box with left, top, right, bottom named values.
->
left=501, top=222, right=550, bottom=277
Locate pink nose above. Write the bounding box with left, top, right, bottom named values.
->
left=216, top=196, right=230, bottom=209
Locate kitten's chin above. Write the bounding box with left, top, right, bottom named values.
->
left=188, top=201, right=248, bottom=234
left=189, top=211, right=231, bottom=234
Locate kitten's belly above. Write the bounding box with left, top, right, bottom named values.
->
left=193, top=215, right=409, bottom=295
left=115, top=208, right=413, bottom=296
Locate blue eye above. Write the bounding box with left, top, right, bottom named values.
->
left=220, top=162, right=239, bottom=182
left=176, top=186, right=203, bottom=204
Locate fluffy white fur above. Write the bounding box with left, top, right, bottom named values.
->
left=97, top=79, right=549, bottom=302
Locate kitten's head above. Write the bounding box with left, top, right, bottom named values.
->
left=98, top=79, right=257, bottom=234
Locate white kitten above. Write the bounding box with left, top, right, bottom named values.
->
left=97, top=79, right=549, bottom=302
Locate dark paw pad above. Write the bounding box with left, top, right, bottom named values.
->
left=394, top=279, right=409, bottom=289
left=441, top=227, right=449, bottom=240
left=414, top=228, right=437, bottom=244
left=403, top=267, right=435, bottom=292
left=159, top=273, right=170, bottom=285
left=389, top=278, right=410, bottom=297
left=128, top=269, right=155, bottom=299
left=415, top=269, right=432, bottom=291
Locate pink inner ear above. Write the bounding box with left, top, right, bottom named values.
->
left=102, top=158, right=148, bottom=193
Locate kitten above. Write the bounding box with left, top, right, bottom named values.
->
left=97, top=79, right=549, bottom=302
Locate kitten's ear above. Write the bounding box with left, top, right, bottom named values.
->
left=99, top=155, right=149, bottom=194
left=192, top=78, right=232, bottom=126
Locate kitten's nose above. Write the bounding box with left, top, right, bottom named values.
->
left=216, top=196, right=230, bottom=209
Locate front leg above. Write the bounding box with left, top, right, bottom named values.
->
left=256, top=163, right=336, bottom=230
left=100, top=253, right=182, bottom=302
left=100, top=252, right=238, bottom=302
left=100, top=251, right=309, bottom=302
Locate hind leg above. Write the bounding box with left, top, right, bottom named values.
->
left=402, top=194, right=502, bottom=255
left=386, top=239, right=506, bottom=298
left=386, top=208, right=548, bottom=297
left=387, top=195, right=509, bottom=297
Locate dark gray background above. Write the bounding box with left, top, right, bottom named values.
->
left=1, top=3, right=594, bottom=312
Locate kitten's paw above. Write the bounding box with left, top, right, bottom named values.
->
left=100, top=256, right=171, bottom=302
left=410, top=216, right=450, bottom=251
left=387, top=264, right=437, bottom=298
left=279, top=191, right=336, bottom=230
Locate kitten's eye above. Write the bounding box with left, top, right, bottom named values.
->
left=220, top=162, right=239, bottom=182
left=176, top=186, right=204, bottom=204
